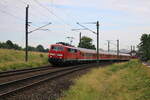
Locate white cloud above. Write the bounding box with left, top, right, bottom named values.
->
left=51, top=0, right=150, bottom=17
left=0, top=0, right=150, bottom=49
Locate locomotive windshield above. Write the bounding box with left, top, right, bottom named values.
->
left=51, top=46, right=64, bottom=51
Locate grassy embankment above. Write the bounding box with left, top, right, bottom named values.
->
left=60, top=60, right=150, bottom=100
left=0, top=49, right=49, bottom=72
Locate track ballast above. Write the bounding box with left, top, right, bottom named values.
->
left=0, top=63, right=98, bottom=98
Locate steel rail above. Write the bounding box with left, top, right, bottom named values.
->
left=0, top=63, right=98, bottom=98
left=0, top=65, right=53, bottom=77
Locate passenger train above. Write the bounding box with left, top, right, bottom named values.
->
left=48, top=42, right=131, bottom=65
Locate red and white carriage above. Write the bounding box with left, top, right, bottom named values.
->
left=48, top=43, right=131, bottom=65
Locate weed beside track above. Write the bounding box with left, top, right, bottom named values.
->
left=60, top=60, right=150, bottom=100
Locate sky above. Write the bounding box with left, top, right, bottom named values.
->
left=0, top=0, right=150, bottom=50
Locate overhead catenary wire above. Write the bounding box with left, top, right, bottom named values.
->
left=51, top=1, right=79, bottom=23
left=1, top=0, right=82, bottom=31
left=0, top=8, right=24, bottom=22
left=19, top=0, right=28, bottom=5
left=1, top=0, right=29, bottom=18
left=48, top=0, right=81, bottom=32
left=4, top=0, right=52, bottom=29
left=49, top=0, right=54, bottom=12
left=47, top=0, right=80, bottom=24
left=19, top=0, right=78, bottom=33
left=0, top=1, right=25, bottom=22
left=33, top=0, right=64, bottom=21
left=76, top=22, right=97, bottom=34
left=1, top=0, right=76, bottom=34
left=0, top=3, right=44, bottom=31
left=8, top=0, right=50, bottom=24
left=17, top=0, right=52, bottom=20
left=33, top=0, right=73, bottom=28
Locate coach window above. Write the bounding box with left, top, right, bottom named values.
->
left=82, top=53, right=84, bottom=56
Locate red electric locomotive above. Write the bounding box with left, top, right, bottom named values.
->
left=48, top=42, right=131, bottom=65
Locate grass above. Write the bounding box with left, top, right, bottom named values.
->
left=0, top=49, right=49, bottom=72
left=59, top=60, right=150, bottom=100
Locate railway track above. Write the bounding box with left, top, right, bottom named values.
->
left=0, top=63, right=98, bottom=98
left=0, top=65, right=54, bottom=77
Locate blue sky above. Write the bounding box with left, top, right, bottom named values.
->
left=0, top=0, right=150, bottom=50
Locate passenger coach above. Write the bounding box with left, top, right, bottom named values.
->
left=48, top=42, right=131, bottom=65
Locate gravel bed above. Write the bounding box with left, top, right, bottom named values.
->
left=0, top=67, right=59, bottom=83
left=1, top=63, right=110, bottom=100
left=1, top=67, right=98, bottom=100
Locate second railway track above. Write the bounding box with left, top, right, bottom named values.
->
left=0, top=65, right=54, bottom=77
left=0, top=63, right=98, bottom=98
left=0, top=65, right=56, bottom=84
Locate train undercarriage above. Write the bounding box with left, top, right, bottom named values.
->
left=48, top=58, right=129, bottom=66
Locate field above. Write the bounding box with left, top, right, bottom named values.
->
left=60, top=60, right=150, bottom=100
left=0, top=49, right=49, bottom=72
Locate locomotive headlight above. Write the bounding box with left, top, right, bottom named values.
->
left=50, top=53, right=55, bottom=55
left=57, top=54, right=63, bottom=56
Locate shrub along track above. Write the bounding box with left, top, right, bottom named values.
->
left=0, top=63, right=103, bottom=99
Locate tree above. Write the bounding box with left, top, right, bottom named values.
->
left=13, top=44, right=22, bottom=50
left=0, top=41, right=9, bottom=48
left=44, top=48, right=49, bottom=52
left=5, top=40, right=22, bottom=50
left=36, top=45, right=45, bottom=52
left=138, top=34, right=150, bottom=61
left=0, top=42, right=3, bottom=48
left=6, top=40, right=14, bottom=49
left=0, top=40, right=48, bottom=52
left=27, top=46, right=36, bottom=51
left=78, top=36, right=96, bottom=50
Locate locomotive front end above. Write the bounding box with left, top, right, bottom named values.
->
left=48, top=44, right=65, bottom=65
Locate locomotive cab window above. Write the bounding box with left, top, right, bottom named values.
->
left=51, top=46, right=64, bottom=51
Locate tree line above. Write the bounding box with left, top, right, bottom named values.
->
left=0, top=40, right=49, bottom=52
left=0, top=36, right=96, bottom=53
left=1, top=35, right=149, bottom=61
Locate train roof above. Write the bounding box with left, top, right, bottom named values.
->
left=51, top=43, right=130, bottom=56
left=77, top=47, right=130, bottom=56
